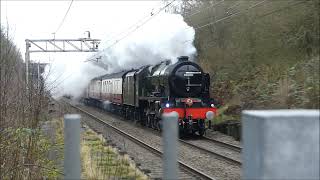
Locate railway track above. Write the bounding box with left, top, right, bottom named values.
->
left=203, top=136, right=242, bottom=152
left=120, top=117, right=242, bottom=166
left=67, top=102, right=216, bottom=180
left=140, top=127, right=242, bottom=166
left=132, top=114, right=242, bottom=166
left=179, top=138, right=241, bottom=166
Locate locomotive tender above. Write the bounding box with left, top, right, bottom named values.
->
left=84, top=56, right=217, bottom=136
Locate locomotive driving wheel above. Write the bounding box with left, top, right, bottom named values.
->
left=198, top=120, right=205, bottom=136
left=147, top=114, right=153, bottom=128
left=152, top=117, right=158, bottom=130
left=153, top=118, right=161, bottom=130
left=198, top=129, right=205, bottom=136
left=157, top=119, right=162, bottom=131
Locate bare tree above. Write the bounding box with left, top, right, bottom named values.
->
left=1, top=26, right=54, bottom=179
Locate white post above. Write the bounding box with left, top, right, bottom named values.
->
left=242, top=110, right=319, bottom=180
left=162, top=112, right=179, bottom=180
left=64, top=114, right=81, bottom=179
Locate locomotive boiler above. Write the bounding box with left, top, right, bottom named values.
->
left=84, top=56, right=217, bottom=136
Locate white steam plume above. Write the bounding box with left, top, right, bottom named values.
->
left=42, top=53, right=106, bottom=99
left=92, top=13, right=196, bottom=73
left=43, top=13, right=196, bottom=99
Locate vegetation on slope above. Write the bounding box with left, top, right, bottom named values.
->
left=0, top=27, right=54, bottom=179
left=168, top=0, right=319, bottom=120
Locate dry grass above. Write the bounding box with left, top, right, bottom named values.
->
left=81, top=127, right=147, bottom=180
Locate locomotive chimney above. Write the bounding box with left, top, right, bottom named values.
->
left=177, top=56, right=189, bottom=62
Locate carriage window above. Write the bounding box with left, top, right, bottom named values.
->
left=106, top=81, right=109, bottom=93
left=108, top=81, right=110, bottom=93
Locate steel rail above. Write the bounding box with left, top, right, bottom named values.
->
left=202, top=136, right=242, bottom=152
left=179, top=139, right=241, bottom=166
left=67, top=102, right=216, bottom=180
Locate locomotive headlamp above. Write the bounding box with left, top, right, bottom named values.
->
left=165, top=103, right=170, bottom=108
left=186, top=98, right=193, bottom=106
left=206, top=111, right=215, bottom=120
left=211, top=103, right=215, bottom=108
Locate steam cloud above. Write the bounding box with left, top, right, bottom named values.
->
left=43, top=13, right=196, bottom=99
left=93, top=13, right=196, bottom=73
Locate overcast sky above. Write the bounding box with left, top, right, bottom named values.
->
left=0, top=1, right=197, bottom=98
left=0, top=0, right=163, bottom=62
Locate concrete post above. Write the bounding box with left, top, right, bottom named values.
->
left=64, top=114, right=81, bottom=179
left=162, top=112, right=179, bottom=180
left=242, top=110, right=319, bottom=180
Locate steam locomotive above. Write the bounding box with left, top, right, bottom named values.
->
left=84, top=56, right=217, bottom=136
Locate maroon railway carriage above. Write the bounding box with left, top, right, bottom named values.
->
left=85, top=71, right=128, bottom=111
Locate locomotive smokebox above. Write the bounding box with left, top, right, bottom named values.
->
left=177, top=56, right=189, bottom=62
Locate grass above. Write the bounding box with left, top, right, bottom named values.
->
left=212, top=105, right=241, bottom=124
left=81, top=127, right=147, bottom=180
left=48, top=118, right=148, bottom=179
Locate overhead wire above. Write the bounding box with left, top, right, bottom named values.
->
left=182, top=0, right=310, bottom=45
left=227, top=0, right=243, bottom=10
left=181, top=0, right=267, bottom=44
left=46, top=2, right=168, bottom=93
left=48, top=0, right=74, bottom=86
left=101, top=0, right=176, bottom=51
left=54, top=0, right=74, bottom=35
left=194, top=0, right=268, bottom=30
left=189, top=0, right=244, bottom=30
left=184, top=0, right=226, bottom=19
left=90, top=0, right=308, bottom=58
left=86, top=2, right=170, bottom=62
left=103, top=1, right=164, bottom=45
left=102, top=16, right=149, bottom=45
left=257, top=0, right=310, bottom=19
left=54, top=1, right=311, bottom=92
left=191, top=0, right=310, bottom=32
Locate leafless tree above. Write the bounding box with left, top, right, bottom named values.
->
left=1, top=26, right=53, bottom=179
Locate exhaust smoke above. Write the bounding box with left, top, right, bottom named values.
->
left=43, top=13, right=196, bottom=99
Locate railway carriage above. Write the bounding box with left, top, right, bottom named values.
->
left=84, top=56, right=218, bottom=136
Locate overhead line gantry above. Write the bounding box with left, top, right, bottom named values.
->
left=25, top=35, right=101, bottom=87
